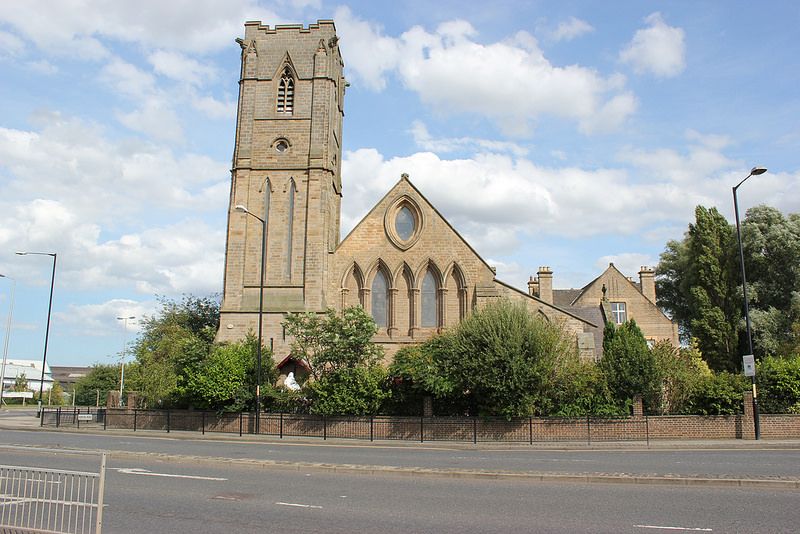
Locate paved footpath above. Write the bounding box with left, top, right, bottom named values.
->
left=2, top=408, right=800, bottom=489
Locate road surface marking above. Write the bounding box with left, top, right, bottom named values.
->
left=634, top=525, right=712, bottom=531
left=112, top=467, right=226, bottom=481
left=276, top=502, right=323, bottom=509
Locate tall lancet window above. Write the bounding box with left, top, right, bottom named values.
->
left=421, top=269, right=438, bottom=327
left=371, top=271, right=389, bottom=328
left=261, top=179, right=271, bottom=283
left=277, top=67, right=294, bottom=113
left=285, top=179, right=295, bottom=279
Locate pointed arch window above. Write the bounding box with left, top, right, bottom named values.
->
left=261, top=179, right=271, bottom=283
left=277, top=67, right=294, bottom=113
left=371, top=270, right=389, bottom=328
left=285, top=179, right=295, bottom=279
left=421, top=269, right=438, bottom=327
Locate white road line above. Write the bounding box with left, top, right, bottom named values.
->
left=111, top=467, right=226, bottom=481
left=276, top=502, right=323, bottom=509
left=634, top=525, right=712, bottom=531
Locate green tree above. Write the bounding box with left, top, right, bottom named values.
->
left=651, top=340, right=711, bottom=415
left=48, top=380, right=67, bottom=406
left=129, top=295, right=220, bottom=407
left=74, top=365, right=119, bottom=406
left=742, top=206, right=800, bottom=357
left=600, top=320, right=662, bottom=413
left=12, top=372, right=28, bottom=392
left=283, top=306, right=383, bottom=380
left=185, top=336, right=276, bottom=412
left=386, top=335, right=464, bottom=415
left=657, top=206, right=741, bottom=370
left=441, top=299, right=575, bottom=418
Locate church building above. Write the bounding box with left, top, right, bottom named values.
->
left=215, top=21, right=677, bottom=372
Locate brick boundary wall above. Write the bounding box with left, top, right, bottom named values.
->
left=93, top=392, right=800, bottom=442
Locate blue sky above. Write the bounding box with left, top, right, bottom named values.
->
left=1, top=1, right=798, bottom=367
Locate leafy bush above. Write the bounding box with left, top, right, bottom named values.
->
left=305, top=366, right=389, bottom=416
left=262, top=388, right=309, bottom=414
left=757, top=354, right=800, bottom=414
left=683, top=371, right=748, bottom=415
left=544, top=357, right=621, bottom=417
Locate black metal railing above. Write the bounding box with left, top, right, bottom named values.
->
left=41, top=408, right=651, bottom=444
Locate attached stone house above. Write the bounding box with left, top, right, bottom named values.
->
left=214, top=20, right=676, bottom=374
left=528, top=264, right=680, bottom=351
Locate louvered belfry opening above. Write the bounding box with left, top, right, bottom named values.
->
left=277, top=67, right=294, bottom=113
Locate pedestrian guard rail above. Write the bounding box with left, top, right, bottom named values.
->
left=0, top=447, right=106, bottom=534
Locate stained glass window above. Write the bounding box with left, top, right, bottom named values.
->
left=371, top=271, right=388, bottom=327
left=395, top=206, right=415, bottom=241
left=422, top=270, right=437, bottom=327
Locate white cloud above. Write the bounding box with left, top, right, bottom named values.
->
left=56, top=299, right=156, bottom=337
left=99, top=58, right=158, bottom=100
left=191, top=94, right=237, bottom=119
left=620, top=12, right=686, bottom=78
left=117, top=99, right=185, bottom=142
left=148, top=50, right=217, bottom=86
left=0, top=29, right=24, bottom=56
left=550, top=17, right=594, bottom=42
left=0, top=114, right=228, bottom=225
left=409, top=120, right=528, bottom=156
left=26, top=60, right=59, bottom=75
left=0, top=0, right=284, bottom=57
left=336, top=11, right=636, bottom=135
left=595, top=253, right=655, bottom=277
left=342, top=130, right=799, bottom=260
left=334, top=6, right=401, bottom=91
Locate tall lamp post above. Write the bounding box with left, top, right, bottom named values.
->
left=235, top=204, right=266, bottom=434
left=0, top=274, right=16, bottom=407
left=16, top=252, right=57, bottom=416
left=733, top=166, right=767, bottom=440
left=116, top=315, right=135, bottom=407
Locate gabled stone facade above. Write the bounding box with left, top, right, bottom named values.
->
left=529, top=263, right=680, bottom=351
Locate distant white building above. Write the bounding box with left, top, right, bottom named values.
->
left=1, top=359, right=54, bottom=393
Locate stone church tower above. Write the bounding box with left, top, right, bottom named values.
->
left=217, top=20, right=674, bottom=366
left=216, top=20, right=346, bottom=357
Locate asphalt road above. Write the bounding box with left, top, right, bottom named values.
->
left=2, top=448, right=798, bottom=533
left=1, top=428, right=799, bottom=482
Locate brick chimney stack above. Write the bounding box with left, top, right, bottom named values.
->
left=537, top=266, right=553, bottom=304
left=639, top=266, right=656, bottom=304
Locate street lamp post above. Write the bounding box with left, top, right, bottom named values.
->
left=16, top=252, right=57, bottom=416
left=0, top=274, right=16, bottom=407
left=733, top=166, right=767, bottom=440
left=116, top=316, right=135, bottom=407
left=235, top=204, right=267, bottom=434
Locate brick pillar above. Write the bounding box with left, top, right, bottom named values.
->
left=742, top=391, right=756, bottom=440
left=632, top=395, right=644, bottom=419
